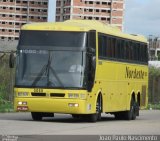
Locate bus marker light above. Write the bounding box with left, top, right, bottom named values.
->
left=87, top=104, right=91, bottom=110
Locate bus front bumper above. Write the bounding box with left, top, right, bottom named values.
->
left=14, top=97, right=92, bottom=114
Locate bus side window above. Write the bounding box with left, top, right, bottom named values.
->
left=121, top=39, right=125, bottom=59
left=126, top=41, right=130, bottom=60
left=134, top=43, right=139, bottom=61
left=116, top=39, right=122, bottom=59
left=107, top=37, right=112, bottom=58
left=102, top=35, right=107, bottom=57
left=111, top=38, right=116, bottom=58
left=145, top=44, right=148, bottom=63
left=98, top=34, right=107, bottom=58
left=129, top=41, right=133, bottom=61
left=98, top=34, right=103, bottom=57
left=123, top=41, right=127, bottom=60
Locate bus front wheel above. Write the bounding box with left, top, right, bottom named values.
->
left=31, top=112, right=42, bottom=121
left=88, top=96, right=101, bottom=122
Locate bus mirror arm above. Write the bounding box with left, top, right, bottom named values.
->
left=86, top=54, right=96, bottom=92
left=87, top=47, right=96, bottom=55
left=92, top=56, right=96, bottom=69
left=9, top=52, right=15, bottom=68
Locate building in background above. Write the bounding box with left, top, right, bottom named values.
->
left=148, top=36, right=160, bottom=61
left=56, top=0, right=124, bottom=30
left=0, top=0, right=48, bottom=41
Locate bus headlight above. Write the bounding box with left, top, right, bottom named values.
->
left=18, top=92, right=29, bottom=97
left=18, top=101, right=22, bottom=105
left=18, top=101, right=27, bottom=105
left=68, top=103, right=79, bottom=107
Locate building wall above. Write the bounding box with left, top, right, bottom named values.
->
left=0, top=0, right=48, bottom=41
left=56, top=0, right=124, bottom=30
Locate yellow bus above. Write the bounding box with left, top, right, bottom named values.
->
left=10, top=20, right=148, bottom=122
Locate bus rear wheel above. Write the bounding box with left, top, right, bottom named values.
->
left=31, top=112, right=42, bottom=121
left=124, top=98, right=136, bottom=120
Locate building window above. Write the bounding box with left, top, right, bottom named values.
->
left=102, top=2, right=107, bottom=5
left=96, top=9, right=99, bottom=12
left=22, top=8, right=27, bottom=11
left=23, top=1, right=27, bottom=4
left=96, top=2, right=100, bottom=4
left=16, top=8, right=20, bottom=11
left=89, top=9, right=93, bottom=12
left=44, top=2, right=47, bottom=5
left=96, top=17, right=99, bottom=20
left=88, top=17, right=92, bottom=20
left=102, top=10, right=106, bottom=13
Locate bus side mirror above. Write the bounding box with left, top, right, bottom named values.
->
left=9, top=52, right=15, bottom=68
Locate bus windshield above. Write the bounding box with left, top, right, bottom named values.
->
left=16, top=50, right=86, bottom=88
left=15, top=31, right=88, bottom=89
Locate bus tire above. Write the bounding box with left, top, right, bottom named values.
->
left=114, top=112, right=124, bottom=120
left=31, top=112, right=42, bottom=121
left=88, top=96, right=101, bottom=122
left=72, top=114, right=80, bottom=119
left=88, top=114, right=97, bottom=122
left=124, top=98, right=136, bottom=120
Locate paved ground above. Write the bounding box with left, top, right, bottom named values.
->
left=0, top=110, right=160, bottom=135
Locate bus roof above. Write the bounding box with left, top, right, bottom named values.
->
left=21, top=20, right=147, bottom=43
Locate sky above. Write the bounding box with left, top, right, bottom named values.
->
left=124, top=0, right=160, bottom=37
left=48, top=0, right=160, bottom=37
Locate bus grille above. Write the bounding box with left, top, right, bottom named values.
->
left=50, top=93, right=65, bottom=97
left=31, top=93, right=46, bottom=96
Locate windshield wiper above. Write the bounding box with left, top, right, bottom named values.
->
left=32, top=52, right=64, bottom=87
left=32, top=64, right=47, bottom=86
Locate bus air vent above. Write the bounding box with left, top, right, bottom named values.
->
left=50, top=93, right=65, bottom=97
left=31, top=93, right=46, bottom=96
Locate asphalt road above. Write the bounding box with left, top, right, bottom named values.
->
left=0, top=110, right=160, bottom=135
